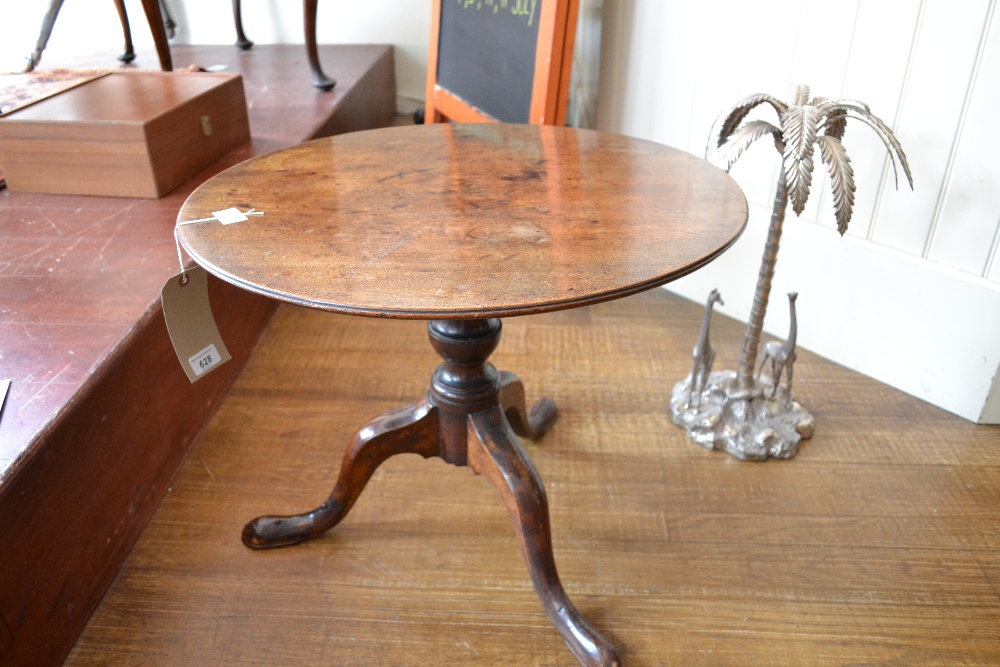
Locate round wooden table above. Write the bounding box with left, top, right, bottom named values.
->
left=178, top=123, right=747, bottom=667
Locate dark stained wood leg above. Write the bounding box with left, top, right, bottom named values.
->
left=241, top=400, right=440, bottom=549
left=244, top=318, right=610, bottom=666
left=468, top=407, right=620, bottom=667
left=232, top=0, right=253, bottom=50
left=159, top=0, right=177, bottom=39
left=304, top=0, right=336, bottom=90
left=139, top=0, right=173, bottom=71
left=499, top=370, right=558, bottom=439
left=113, top=0, right=136, bottom=64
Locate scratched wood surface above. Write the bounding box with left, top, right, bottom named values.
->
left=65, top=290, right=1000, bottom=666
left=0, top=45, right=396, bottom=667
left=177, top=124, right=748, bottom=319
left=0, top=44, right=394, bottom=481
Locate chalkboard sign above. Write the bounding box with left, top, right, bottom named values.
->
left=437, top=1, right=541, bottom=123
left=425, top=0, right=578, bottom=126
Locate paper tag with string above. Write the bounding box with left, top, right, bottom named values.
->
left=161, top=266, right=232, bottom=383
left=176, top=207, right=263, bottom=226
left=164, top=206, right=259, bottom=381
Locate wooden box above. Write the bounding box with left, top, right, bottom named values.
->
left=0, top=71, right=250, bottom=198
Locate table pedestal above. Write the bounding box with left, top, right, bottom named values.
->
left=241, top=319, right=619, bottom=667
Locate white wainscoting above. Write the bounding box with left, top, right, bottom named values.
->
left=596, top=0, right=1000, bottom=422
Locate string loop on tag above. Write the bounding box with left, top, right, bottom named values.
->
left=174, top=207, right=264, bottom=282
left=176, top=216, right=217, bottom=227
left=174, top=226, right=188, bottom=283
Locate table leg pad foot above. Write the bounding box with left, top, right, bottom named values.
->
left=469, top=407, right=619, bottom=667
left=499, top=370, right=559, bottom=440
left=242, top=514, right=315, bottom=549
left=242, top=401, right=439, bottom=550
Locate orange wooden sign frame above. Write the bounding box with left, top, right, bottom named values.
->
left=425, top=0, right=579, bottom=126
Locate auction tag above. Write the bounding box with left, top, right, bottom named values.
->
left=161, top=266, right=232, bottom=383
left=212, top=207, right=248, bottom=225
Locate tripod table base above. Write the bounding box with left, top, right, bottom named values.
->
left=241, top=319, right=619, bottom=667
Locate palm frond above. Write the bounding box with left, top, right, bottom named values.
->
left=818, top=100, right=912, bottom=189
left=771, top=130, right=785, bottom=155
left=791, top=84, right=811, bottom=106
left=713, top=93, right=788, bottom=149
left=818, top=98, right=871, bottom=115
left=817, top=135, right=856, bottom=235
left=823, top=108, right=847, bottom=140
left=781, top=104, right=819, bottom=215
left=841, top=110, right=914, bottom=190
left=705, top=108, right=732, bottom=159
left=715, top=120, right=783, bottom=171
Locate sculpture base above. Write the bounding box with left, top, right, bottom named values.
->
left=670, top=370, right=815, bottom=461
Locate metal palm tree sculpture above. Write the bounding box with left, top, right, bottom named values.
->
left=670, top=84, right=912, bottom=460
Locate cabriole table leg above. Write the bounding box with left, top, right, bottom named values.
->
left=469, top=405, right=620, bottom=667
left=241, top=317, right=618, bottom=666
left=499, top=369, right=559, bottom=439
left=241, top=400, right=440, bottom=549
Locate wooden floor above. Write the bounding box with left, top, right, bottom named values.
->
left=65, top=290, right=1000, bottom=666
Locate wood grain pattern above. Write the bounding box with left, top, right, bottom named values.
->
left=178, top=124, right=748, bottom=319
left=0, top=71, right=250, bottom=199
left=175, top=122, right=744, bottom=666
left=63, top=290, right=1000, bottom=666
left=499, top=369, right=559, bottom=439
left=0, top=45, right=397, bottom=667
left=468, top=405, right=618, bottom=666
left=237, top=314, right=617, bottom=665
left=0, top=275, right=275, bottom=667
left=0, top=43, right=395, bottom=482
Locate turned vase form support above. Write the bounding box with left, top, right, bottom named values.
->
left=241, top=319, right=618, bottom=667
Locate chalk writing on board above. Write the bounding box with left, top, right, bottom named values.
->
left=457, top=0, right=540, bottom=28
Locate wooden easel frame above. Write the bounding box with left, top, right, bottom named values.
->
left=425, top=0, right=579, bottom=125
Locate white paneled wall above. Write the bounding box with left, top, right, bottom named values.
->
left=597, top=0, right=1000, bottom=422
left=932, top=1, right=1000, bottom=276
left=872, top=0, right=990, bottom=256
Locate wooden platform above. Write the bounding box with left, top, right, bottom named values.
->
left=0, top=44, right=395, bottom=666
left=64, top=291, right=1000, bottom=666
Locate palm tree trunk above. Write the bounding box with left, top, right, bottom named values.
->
left=737, top=169, right=788, bottom=391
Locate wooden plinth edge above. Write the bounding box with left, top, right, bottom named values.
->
left=0, top=47, right=396, bottom=667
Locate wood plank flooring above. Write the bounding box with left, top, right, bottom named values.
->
left=64, top=290, right=1000, bottom=666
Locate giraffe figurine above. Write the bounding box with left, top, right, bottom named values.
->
left=758, top=292, right=799, bottom=398
left=688, top=289, right=724, bottom=409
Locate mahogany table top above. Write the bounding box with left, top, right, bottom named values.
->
left=178, top=123, right=747, bottom=319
